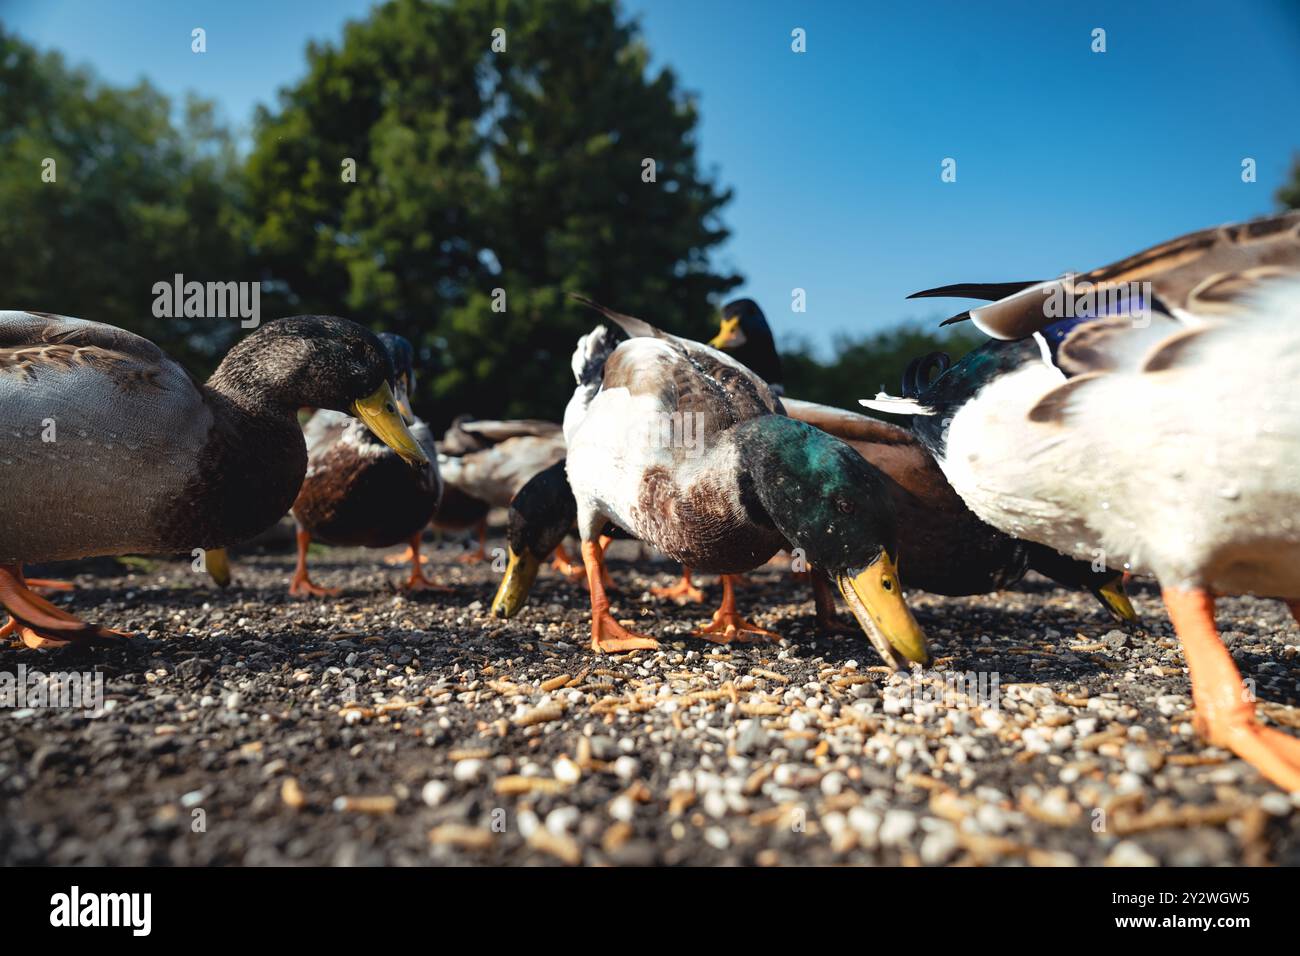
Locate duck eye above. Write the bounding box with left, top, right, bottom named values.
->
left=385, top=402, right=395, bottom=413
left=882, top=577, right=893, bottom=592
left=836, top=498, right=854, bottom=515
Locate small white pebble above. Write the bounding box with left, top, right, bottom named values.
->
left=879, top=809, right=916, bottom=847
left=421, top=780, right=449, bottom=806
left=453, top=759, right=483, bottom=783
left=609, top=794, right=636, bottom=823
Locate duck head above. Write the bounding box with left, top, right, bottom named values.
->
left=377, top=331, right=417, bottom=423
left=736, top=416, right=929, bottom=668
left=710, top=299, right=784, bottom=390
left=209, top=316, right=428, bottom=466
left=491, top=460, right=577, bottom=618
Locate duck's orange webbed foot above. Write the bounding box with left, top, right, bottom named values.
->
left=1166, top=588, right=1300, bottom=792
left=582, top=539, right=657, bottom=654
left=695, top=575, right=779, bottom=645
left=548, top=541, right=585, bottom=581
left=651, top=566, right=705, bottom=604
left=288, top=573, right=341, bottom=598
left=384, top=545, right=417, bottom=567
left=401, top=571, right=453, bottom=593
left=0, top=565, right=127, bottom=649
left=288, top=530, right=340, bottom=598
left=398, top=534, right=453, bottom=592
left=591, top=612, right=660, bottom=653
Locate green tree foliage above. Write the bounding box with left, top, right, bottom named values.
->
left=780, top=324, right=982, bottom=411
left=245, top=0, right=738, bottom=425
left=1279, top=155, right=1300, bottom=210
left=0, top=26, right=251, bottom=371
left=0, top=6, right=986, bottom=424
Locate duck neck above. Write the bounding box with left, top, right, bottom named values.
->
left=732, top=334, right=784, bottom=392
left=156, top=383, right=308, bottom=550
left=727, top=417, right=813, bottom=537
left=206, top=353, right=300, bottom=418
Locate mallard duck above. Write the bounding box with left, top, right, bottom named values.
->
left=708, top=298, right=785, bottom=393
left=562, top=299, right=928, bottom=665
left=0, top=311, right=427, bottom=648
left=708, top=299, right=1134, bottom=618
left=288, top=333, right=442, bottom=595
left=490, top=459, right=634, bottom=617
left=863, top=211, right=1300, bottom=789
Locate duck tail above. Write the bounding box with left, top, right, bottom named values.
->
left=569, top=293, right=664, bottom=340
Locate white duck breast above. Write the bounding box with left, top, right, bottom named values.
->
left=564, top=334, right=781, bottom=567
left=939, top=285, right=1300, bottom=597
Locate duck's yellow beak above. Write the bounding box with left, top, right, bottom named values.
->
left=1095, top=576, right=1138, bottom=623
left=352, top=381, right=428, bottom=465
left=206, top=547, right=232, bottom=588
left=708, top=316, right=745, bottom=349
left=836, top=552, right=929, bottom=669
left=490, top=547, right=542, bottom=618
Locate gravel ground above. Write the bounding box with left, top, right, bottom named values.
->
left=3, top=528, right=1300, bottom=867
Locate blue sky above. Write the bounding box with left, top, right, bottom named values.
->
left=6, top=0, right=1299, bottom=354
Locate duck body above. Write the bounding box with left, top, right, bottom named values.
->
left=565, top=330, right=787, bottom=574
left=862, top=212, right=1300, bottom=790
left=0, top=311, right=390, bottom=563
left=563, top=301, right=928, bottom=665
left=430, top=416, right=566, bottom=562
left=710, top=301, right=1126, bottom=610
left=292, top=410, right=441, bottom=549
left=0, top=310, right=426, bottom=645
left=430, top=484, right=490, bottom=533
left=438, top=427, right=566, bottom=510
left=779, top=396, right=1028, bottom=595
left=916, top=306, right=1300, bottom=596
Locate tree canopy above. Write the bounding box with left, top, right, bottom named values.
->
left=0, top=25, right=252, bottom=370
left=245, top=0, right=739, bottom=423
left=0, top=2, right=1009, bottom=424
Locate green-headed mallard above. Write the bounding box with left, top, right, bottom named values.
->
left=0, top=311, right=426, bottom=647
left=863, top=211, right=1300, bottom=790
left=562, top=299, right=927, bottom=665
left=288, top=333, right=442, bottom=595
left=708, top=298, right=1134, bottom=619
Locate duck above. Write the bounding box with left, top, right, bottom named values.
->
left=489, top=459, right=630, bottom=618
left=490, top=304, right=1134, bottom=630
left=561, top=298, right=928, bottom=665
left=288, top=333, right=442, bottom=596
left=0, top=311, right=427, bottom=648
left=862, top=210, right=1300, bottom=790
left=410, top=416, right=566, bottom=564
left=708, top=298, right=1135, bottom=618
left=708, top=297, right=786, bottom=392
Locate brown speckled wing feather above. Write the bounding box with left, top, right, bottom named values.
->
left=0, top=311, right=174, bottom=390
left=918, top=212, right=1300, bottom=339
